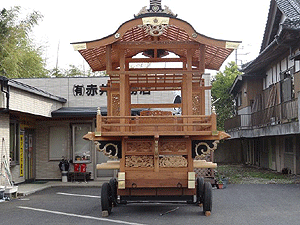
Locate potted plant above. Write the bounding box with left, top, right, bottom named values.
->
left=217, top=179, right=223, bottom=189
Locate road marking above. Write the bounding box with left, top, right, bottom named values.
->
left=18, top=206, right=146, bottom=225
left=160, top=207, right=180, bottom=216
left=56, top=192, right=101, bottom=198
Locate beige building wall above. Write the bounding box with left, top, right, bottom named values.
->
left=35, top=120, right=95, bottom=180
left=35, top=121, right=68, bottom=179
left=0, top=114, right=10, bottom=186
left=9, top=87, right=63, bottom=117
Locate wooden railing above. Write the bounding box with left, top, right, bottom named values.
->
left=225, top=99, right=298, bottom=131
left=96, top=114, right=216, bottom=136
left=224, top=114, right=252, bottom=131
left=252, top=99, right=298, bottom=127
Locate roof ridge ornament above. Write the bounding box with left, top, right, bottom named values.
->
left=134, top=0, right=177, bottom=18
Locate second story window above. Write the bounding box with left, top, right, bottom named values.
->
left=236, top=92, right=242, bottom=107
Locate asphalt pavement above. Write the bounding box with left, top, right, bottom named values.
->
left=1, top=184, right=300, bottom=225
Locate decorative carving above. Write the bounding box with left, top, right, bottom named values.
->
left=112, top=94, right=120, bottom=116
left=125, top=156, right=154, bottom=168
left=138, top=23, right=169, bottom=37
left=127, top=141, right=153, bottom=153
left=139, top=111, right=173, bottom=125
left=192, top=33, right=198, bottom=38
left=159, top=156, right=188, bottom=168
left=163, top=6, right=176, bottom=16
left=154, top=140, right=159, bottom=159
left=95, top=142, right=118, bottom=159
left=194, top=140, right=219, bottom=160
left=135, top=6, right=148, bottom=16
left=159, top=141, right=187, bottom=153
left=135, top=1, right=177, bottom=18
left=192, top=93, right=201, bottom=115
left=140, top=110, right=172, bottom=116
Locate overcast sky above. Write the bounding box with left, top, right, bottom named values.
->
left=2, top=0, right=271, bottom=72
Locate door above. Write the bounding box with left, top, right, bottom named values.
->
left=296, top=136, right=300, bottom=174
left=24, top=129, right=35, bottom=181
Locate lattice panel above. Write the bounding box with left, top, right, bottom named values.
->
left=194, top=168, right=214, bottom=178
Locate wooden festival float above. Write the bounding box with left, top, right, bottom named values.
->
left=72, top=0, right=240, bottom=217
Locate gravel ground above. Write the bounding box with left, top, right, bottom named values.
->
left=215, top=164, right=300, bottom=184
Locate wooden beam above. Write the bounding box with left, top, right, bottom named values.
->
left=114, top=41, right=200, bottom=50
left=126, top=58, right=186, bottom=63
left=131, top=103, right=182, bottom=109
left=128, top=68, right=187, bottom=72
left=111, top=70, right=200, bottom=75
left=192, top=86, right=212, bottom=91
left=131, top=83, right=182, bottom=88
left=97, top=131, right=213, bottom=137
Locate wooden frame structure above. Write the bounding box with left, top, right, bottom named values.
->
left=73, top=0, right=240, bottom=217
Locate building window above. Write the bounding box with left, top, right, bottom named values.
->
left=236, top=92, right=242, bottom=107
left=49, top=126, right=68, bottom=160
left=9, top=121, right=19, bottom=164
left=72, top=124, right=92, bottom=163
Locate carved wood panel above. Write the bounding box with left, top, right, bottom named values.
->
left=159, top=156, right=187, bottom=168
left=159, top=141, right=187, bottom=154
left=192, top=92, right=201, bottom=115
left=126, top=141, right=154, bottom=154
left=125, top=156, right=154, bottom=168
left=112, top=93, right=120, bottom=116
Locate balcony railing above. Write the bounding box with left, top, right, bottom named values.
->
left=96, top=115, right=216, bottom=136
left=224, top=114, right=252, bottom=131
left=225, top=99, right=298, bottom=131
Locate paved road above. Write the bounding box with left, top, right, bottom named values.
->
left=1, top=184, right=300, bottom=225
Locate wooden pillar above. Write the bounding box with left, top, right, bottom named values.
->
left=211, top=113, right=217, bottom=133
left=106, top=46, right=112, bottom=117
left=198, top=44, right=206, bottom=115
left=119, top=49, right=128, bottom=132
left=199, top=44, right=206, bottom=75
left=125, top=61, right=131, bottom=117
left=96, top=107, right=102, bottom=134
left=186, top=49, right=193, bottom=116
left=106, top=45, right=112, bottom=74
left=186, top=137, right=193, bottom=172
left=187, top=49, right=194, bottom=130
left=106, top=81, right=111, bottom=116
left=182, top=61, right=187, bottom=116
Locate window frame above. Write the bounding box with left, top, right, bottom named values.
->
left=49, top=126, right=69, bottom=161
left=72, top=123, right=92, bottom=164
left=9, top=121, right=19, bottom=165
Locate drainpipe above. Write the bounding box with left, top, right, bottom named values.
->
left=0, top=76, right=9, bottom=113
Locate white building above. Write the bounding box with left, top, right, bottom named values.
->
left=0, top=75, right=212, bottom=184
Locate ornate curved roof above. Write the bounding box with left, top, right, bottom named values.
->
left=71, top=2, right=240, bottom=72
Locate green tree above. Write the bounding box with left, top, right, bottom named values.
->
left=211, top=61, right=242, bottom=130
left=0, top=7, right=47, bottom=78
left=49, top=65, right=108, bottom=77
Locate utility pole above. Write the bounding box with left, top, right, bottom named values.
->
left=235, top=45, right=250, bottom=68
